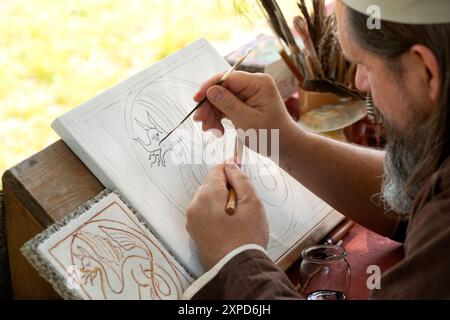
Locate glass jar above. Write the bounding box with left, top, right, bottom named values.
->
left=299, top=244, right=351, bottom=300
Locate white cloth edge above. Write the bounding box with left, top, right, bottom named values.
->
left=182, top=244, right=267, bottom=300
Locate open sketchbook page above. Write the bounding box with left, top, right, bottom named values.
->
left=52, top=38, right=336, bottom=277
left=22, top=191, right=193, bottom=300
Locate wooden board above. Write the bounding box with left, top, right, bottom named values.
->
left=3, top=187, right=60, bottom=299
left=2, top=140, right=103, bottom=299
left=2, top=140, right=104, bottom=227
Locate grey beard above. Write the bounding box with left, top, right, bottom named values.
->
left=381, top=121, right=427, bottom=217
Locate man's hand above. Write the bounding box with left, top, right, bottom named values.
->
left=186, top=163, right=269, bottom=270
left=193, top=71, right=297, bottom=152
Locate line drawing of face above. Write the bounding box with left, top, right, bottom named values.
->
left=134, top=110, right=172, bottom=167
left=127, top=78, right=211, bottom=212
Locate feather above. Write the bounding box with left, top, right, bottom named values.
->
left=293, top=15, right=323, bottom=79
left=260, top=0, right=295, bottom=48
left=312, top=0, right=326, bottom=51
left=257, top=0, right=360, bottom=94
left=258, top=0, right=303, bottom=74
left=298, top=0, right=316, bottom=45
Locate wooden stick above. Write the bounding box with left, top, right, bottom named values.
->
left=323, top=220, right=355, bottom=245
left=293, top=16, right=324, bottom=79
left=343, top=63, right=357, bottom=87
left=279, top=49, right=305, bottom=86
left=225, top=189, right=237, bottom=215
left=225, top=135, right=244, bottom=215
left=336, top=51, right=346, bottom=83
left=288, top=43, right=304, bottom=73
left=272, top=31, right=305, bottom=84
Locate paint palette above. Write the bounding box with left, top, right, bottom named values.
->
left=298, top=99, right=367, bottom=133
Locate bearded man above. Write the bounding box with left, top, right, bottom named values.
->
left=183, top=0, right=450, bottom=299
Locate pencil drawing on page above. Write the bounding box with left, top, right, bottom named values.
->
left=126, top=76, right=302, bottom=252
left=127, top=78, right=215, bottom=202
left=133, top=110, right=171, bottom=167
left=128, top=77, right=309, bottom=254
left=242, top=150, right=297, bottom=252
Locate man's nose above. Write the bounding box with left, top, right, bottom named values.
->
left=355, top=64, right=370, bottom=93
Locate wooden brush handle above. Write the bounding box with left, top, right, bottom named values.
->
left=225, top=134, right=244, bottom=215
left=225, top=187, right=237, bottom=215
left=279, top=49, right=305, bottom=84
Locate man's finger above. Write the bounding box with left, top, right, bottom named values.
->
left=193, top=104, right=211, bottom=122
left=224, top=163, right=255, bottom=200
left=202, top=164, right=227, bottom=187
left=194, top=72, right=225, bottom=102
left=203, top=108, right=218, bottom=132
left=205, top=85, right=253, bottom=124
left=195, top=71, right=271, bottom=103
left=193, top=102, right=225, bottom=135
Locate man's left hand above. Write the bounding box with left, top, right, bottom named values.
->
left=186, top=163, right=269, bottom=270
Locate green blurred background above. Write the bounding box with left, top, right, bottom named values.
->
left=0, top=0, right=298, bottom=187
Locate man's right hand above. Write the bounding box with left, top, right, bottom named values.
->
left=193, top=71, right=297, bottom=150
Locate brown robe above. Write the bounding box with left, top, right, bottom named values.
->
left=192, top=158, right=450, bottom=299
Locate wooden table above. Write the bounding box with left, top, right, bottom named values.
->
left=2, top=140, right=403, bottom=299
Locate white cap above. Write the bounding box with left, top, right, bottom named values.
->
left=343, top=0, right=450, bottom=24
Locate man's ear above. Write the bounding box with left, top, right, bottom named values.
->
left=409, top=44, right=441, bottom=105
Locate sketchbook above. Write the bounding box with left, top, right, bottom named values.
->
left=22, top=38, right=343, bottom=299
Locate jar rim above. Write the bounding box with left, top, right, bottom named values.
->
left=301, top=244, right=347, bottom=263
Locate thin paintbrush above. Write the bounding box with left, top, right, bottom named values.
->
left=159, top=50, right=252, bottom=145
left=225, top=134, right=245, bottom=215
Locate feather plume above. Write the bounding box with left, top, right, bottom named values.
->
left=255, top=0, right=358, bottom=96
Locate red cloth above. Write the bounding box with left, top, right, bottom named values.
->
left=344, top=224, right=404, bottom=299
left=284, top=93, right=300, bottom=121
